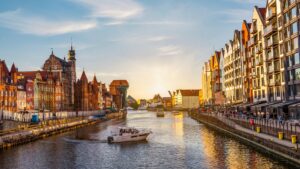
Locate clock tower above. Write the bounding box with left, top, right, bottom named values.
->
left=68, top=45, right=76, bottom=107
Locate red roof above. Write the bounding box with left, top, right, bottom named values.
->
left=180, top=90, right=199, bottom=96
left=110, top=80, right=129, bottom=86
left=258, top=8, right=266, bottom=20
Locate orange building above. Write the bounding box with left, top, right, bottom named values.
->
left=210, top=51, right=225, bottom=105
left=241, top=20, right=253, bottom=103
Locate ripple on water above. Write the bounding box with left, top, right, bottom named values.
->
left=0, top=111, right=293, bottom=169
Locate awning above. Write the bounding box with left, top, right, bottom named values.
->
left=254, top=101, right=281, bottom=112
left=269, top=101, right=300, bottom=109
left=288, top=103, right=300, bottom=109
left=249, top=101, right=267, bottom=111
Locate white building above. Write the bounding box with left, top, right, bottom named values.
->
left=173, top=90, right=200, bottom=109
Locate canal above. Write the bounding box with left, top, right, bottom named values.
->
left=0, top=111, right=292, bottom=169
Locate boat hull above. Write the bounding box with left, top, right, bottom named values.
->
left=108, top=133, right=150, bottom=143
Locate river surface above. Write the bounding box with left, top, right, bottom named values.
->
left=0, top=111, right=292, bottom=169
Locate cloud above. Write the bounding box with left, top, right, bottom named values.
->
left=148, top=36, right=172, bottom=42
left=158, top=45, right=182, bottom=56
left=73, top=0, right=143, bottom=20
left=0, top=9, right=97, bottom=36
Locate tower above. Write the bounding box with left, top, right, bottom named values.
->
left=68, top=44, right=76, bottom=108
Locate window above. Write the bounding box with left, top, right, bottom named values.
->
left=296, top=84, right=300, bottom=96
left=291, top=22, right=298, bottom=35
left=281, top=58, right=284, bottom=68
left=291, top=7, right=297, bottom=19
left=289, top=70, right=294, bottom=81
left=262, top=90, right=265, bottom=98
left=295, top=68, right=300, bottom=80
left=276, top=87, right=281, bottom=97
left=289, top=54, right=295, bottom=66
left=289, top=85, right=294, bottom=97
left=295, top=53, right=300, bottom=65
left=293, top=37, right=299, bottom=50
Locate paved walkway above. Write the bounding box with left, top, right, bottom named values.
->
left=214, top=115, right=297, bottom=148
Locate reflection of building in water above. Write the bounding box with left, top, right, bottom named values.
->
left=200, top=127, right=226, bottom=169
left=225, top=140, right=249, bottom=169
left=173, top=113, right=184, bottom=137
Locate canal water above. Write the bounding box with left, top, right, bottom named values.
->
left=0, top=111, right=292, bottom=169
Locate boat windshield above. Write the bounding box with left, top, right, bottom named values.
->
left=119, top=128, right=139, bottom=134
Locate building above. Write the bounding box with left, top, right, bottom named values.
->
left=162, top=97, right=172, bottom=108
left=16, top=80, right=27, bottom=111
left=74, top=71, right=99, bottom=111
left=202, top=62, right=213, bottom=105
left=171, top=89, right=200, bottom=109
left=109, top=80, right=129, bottom=110
left=42, top=48, right=76, bottom=110
left=223, top=41, right=234, bottom=104
left=199, top=89, right=203, bottom=106
left=241, top=20, right=253, bottom=103
left=249, top=7, right=268, bottom=104
left=210, top=51, right=225, bottom=105
left=0, top=60, right=18, bottom=113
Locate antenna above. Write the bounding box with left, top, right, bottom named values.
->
left=51, top=48, right=53, bottom=55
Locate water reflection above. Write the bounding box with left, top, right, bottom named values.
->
left=0, top=111, right=291, bottom=169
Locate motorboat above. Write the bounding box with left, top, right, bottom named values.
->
left=107, top=127, right=151, bottom=143
left=156, top=109, right=165, bottom=117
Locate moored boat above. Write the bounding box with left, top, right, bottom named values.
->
left=107, top=127, right=151, bottom=143
left=156, top=109, right=165, bottom=117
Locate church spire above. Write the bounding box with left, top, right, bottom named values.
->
left=68, top=40, right=76, bottom=61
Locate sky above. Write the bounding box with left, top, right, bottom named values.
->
left=0, top=0, right=265, bottom=99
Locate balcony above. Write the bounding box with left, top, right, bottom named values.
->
left=255, top=46, right=263, bottom=54
left=264, top=24, right=277, bottom=37
left=248, top=37, right=257, bottom=47
left=251, top=25, right=257, bottom=34
left=266, top=9, right=276, bottom=21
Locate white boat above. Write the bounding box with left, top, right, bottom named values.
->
left=107, top=127, right=151, bottom=143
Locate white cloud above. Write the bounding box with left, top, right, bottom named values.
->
left=148, top=36, right=172, bottom=42
left=0, top=9, right=97, bottom=36
left=73, top=0, right=143, bottom=20
left=158, top=45, right=182, bottom=56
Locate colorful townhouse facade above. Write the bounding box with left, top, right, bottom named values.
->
left=0, top=46, right=128, bottom=113
left=201, top=0, right=300, bottom=118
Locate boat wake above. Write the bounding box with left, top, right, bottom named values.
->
left=63, top=137, right=108, bottom=144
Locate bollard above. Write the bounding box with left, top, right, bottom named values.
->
left=278, top=132, right=284, bottom=140
left=256, top=127, right=261, bottom=133
left=291, top=135, right=297, bottom=144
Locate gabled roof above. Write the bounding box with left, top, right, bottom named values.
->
left=253, top=6, right=266, bottom=25
left=80, top=70, right=88, bottom=82
left=10, top=63, right=17, bottom=73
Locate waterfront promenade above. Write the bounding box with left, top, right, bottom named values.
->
left=189, top=111, right=300, bottom=166
left=0, top=111, right=126, bottom=149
